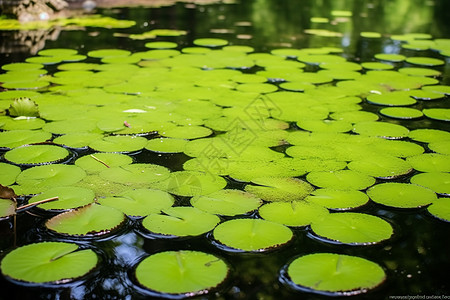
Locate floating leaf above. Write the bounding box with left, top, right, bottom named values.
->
left=310, top=212, right=393, bottom=245
left=212, top=218, right=293, bottom=252
left=89, top=136, right=148, bottom=153
left=380, top=107, right=423, bottom=119
left=193, top=38, right=228, bottom=47
left=305, top=189, right=369, bottom=210
left=259, top=201, right=329, bottom=227
left=191, top=189, right=262, bottom=216
left=46, top=203, right=125, bottom=237
left=134, top=251, right=228, bottom=295
left=0, top=242, right=98, bottom=284
left=427, top=198, right=450, bottom=222
left=142, top=206, right=219, bottom=237
left=423, top=108, right=450, bottom=121
left=347, top=155, right=413, bottom=179
left=245, top=177, right=314, bottom=202
left=366, top=91, right=416, bottom=106
left=409, top=129, right=450, bottom=143
left=406, top=154, right=450, bottom=172
left=28, top=186, right=95, bottom=211
left=160, top=125, right=212, bottom=139
left=284, top=253, right=386, bottom=295
left=99, top=163, right=170, bottom=184
left=8, top=97, right=39, bottom=117
left=98, top=188, right=174, bottom=217
left=406, top=57, right=445, bottom=66
left=4, top=145, right=70, bottom=166
left=145, top=138, right=188, bottom=153
left=428, top=141, right=450, bottom=155
left=367, top=182, right=437, bottom=208
left=0, top=163, right=21, bottom=186
left=306, top=170, right=375, bottom=190
left=53, top=133, right=103, bottom=149
left=353, top=121, right=409, bottom=139
left=410, top=172, right=450, bottom=196
left=150, top=171, right=227, bottom=197
left=75, top=153, right=133, bottom=174
left=374, top=53, right=406, bottom=62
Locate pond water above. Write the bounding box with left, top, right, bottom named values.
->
left=0, top=0, right=450, bottom=299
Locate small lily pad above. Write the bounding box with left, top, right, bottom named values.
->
left=306, top=170, right=375, bottom=190
left=284, top=253, right=386, bottom=295
left=410, top=172, right=450, bottom=195
left=245, top=177, right=314, bottom=202
left=4, top=145, right=70, bottom=166
left=367, top=182, right=437, bottom=208
left=212, top=218, right=293, bottom=252
left=0, top=242, right=98, bottom=284
left=427, top=198, right=450, bottom=222
left=98, top=188, right=174, bottom=217
left=134, top=251, right=229, bottom=296
left=310, top=212, right=393, bottom=245
left=28, top=186, right=95, bottom=211
left=305, top=189, right=369, bottom=210
left=142, top=206, right=220, bottom=237
left=46, top=203, right=125, bottom=237
left=259, top=201, right=329, bottom=227
left=191, top=189, right=262, bottom=216
left=374, top=53, right=406, bottom=62
left=193, top=38, right=228, bottom=47
left=406, top=57, right=445, bottom=66
left=380, top=107, right=423, bottom=119
left=398, top=67, right=441, bottom=77
left=145, top=41, right=178, bottom=49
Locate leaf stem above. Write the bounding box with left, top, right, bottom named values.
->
left=16, top=197, right=59, bottom=212
left=90, top=154, right=110, bottom=168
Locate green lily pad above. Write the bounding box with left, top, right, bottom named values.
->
left=409, top=129, right=450, bottom=143
left=284, top=253, right=386, bottom=295
left=296, top=119, right=352, bottom=133
left=259, top=201, right=329, bottom=227
left=145, top=41, right=178, bottom=49
left=361, top=62, right=394, bottom=70
left=353, top=121, right=409, bottom=139
left=0, top=163, right=21, bottom=186
left=310, top=212, right=393, bottom=245
left=422, top=85, right=450, bottom=95
left=330, top=110, right=379, bottom=123
left=89, top=136, right=148, bottom=153
left=347, top=155, right=413, bottom=179
left=1, top=62, right=43, bottom=71
left=145, top=138, right=188, bottom=153
left=16, top=164, right=86, bottom=195
left=212, top=218, right=293, bottom=252
left=43, top=119, right=98, bottom=134
left=53, top=133, right=104, bottom=149
left=366, top=91, right=416, bottom=106
left=245, top=177, right=314, bottom=202
left=306, top=170, right=375, bottom=190
left=38, top=48, right=78, bottom=56
left=410, top=172, right=450, bottom=195
left=98, top=188, right=174, bottom=217
left=423, top=108, right=450, bottom=121
left=406, top=57, right=445, bottom=66
left=191, top=189, right=262, bottom=216
left=406, top=154, right=450, bottom=172
left=374, top=53, right=406, bottom=62
left=0, top=242, right=98, bottom=284
left=99, top=163, right=170, bottom=184
left=87, top=49, right=131, bottom=58
left=428, top=141, right=450, bottom=155
left=28, top=186, right=95, bottom=211
left=367, top=182, right=437, bottom=208
left=379, top=107, right=423, bottom=119
left=160, top=125, right=212, bottom=139
left=45, top=203, right=125, bottom=237
left=75, top=153, right=133, bottom=174
left=134, top=251, right=228, bottom=296
left=1, top=117, right=46, bottom=131
left=427, top=198, right=450, bottom=222
left=150, top=171, right=227, bottom=197
left=398, top=67, right=441, bottom=77
left=305, top=189, right=369, bottom=210
left=193, top=38, right=228, bottom=47
left=142, top=206, right=220, bottom=237
left=4, top=145, right=70, bottom=166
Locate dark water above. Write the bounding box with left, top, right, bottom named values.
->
left=1, top=0, right=450, bottom=299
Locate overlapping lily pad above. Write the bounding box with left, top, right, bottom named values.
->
left=4, top=145, right=71, bottom=166
left=28, top=186, right=95, bottom=211
left=245, top=177, right=314, bottom=202
left=410, top=172, right=450, bottom=195
left=134, top=251, right=229, bottom=296
left=283, top=253, right=386, bottom=295
left=0, top=242, right=98, bottom=284
left=99, top=163, right=170, bottom=185
left=367, top=182, right=437, bottom=208
left=75, top=153, right=133, bottom=173
left=259, top=201, right=329, bottom=227
left=305, top=189, right=369, bottom=210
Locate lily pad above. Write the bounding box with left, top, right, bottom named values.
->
left=410, top=172, right=450, bottom=196
left=16, top=164, right=86, bottom=195
left=53, top=133, right=104, bottom=149
left=423, top=108, right=450, bottom=121
left=150, top=171, right=227, bottom=197
left=99, top=163, right=170, bottom=184
left=366, top=91, right=416, bottom=106
left=305, top=189, right=369, bottom=210
left=28, top=186, right=94, bottom=211
left=89, top=136, right=148, bottom=153
left=245, top=177, right=314, bottom=202
left=283, top=253, right=386, bottom=295
left=406, top=57, right=445, bottom=66
left=306, top=170, right=375, bottom=190
left=134, top=251, right=228, bottom=296
left=367, top=182, right=437, bottom=208
left=4, top=145, right=70, bottom=166
left=98, top=188, right=174, bottom=217
left=141, top=206, right=220, bottom=237
left=427, top=198, right=450, bottom=222
left=0, top=242, right=98, bottom=284
left=193, top=38, right=228, bottom=47
left=160, top=125, right=212, bottom=139
left=259, top=201, right=329, bottom=227
left=379, top=107, right=423, bottom=119
left=75, top=153, right=133, bottom=173
left=46, top=203, right=125, bottom=237
left=212, top=218, right=293, bottom=252
left=0, top=163, right=21, bottom=186
left=406, top=154, right=450, bottom=173
left=353, top=121, right=409, bottom=139
left=145, top=138, right=188, bottom=153
left=428, top=141, right=450, bottom=155
left=347, top=155, right=413, bottom=179
left=191, top=189, right=262, bottom=216
left=310, top=212, right=393, bottom=245
left=409, top=129, right=450, bottom=143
